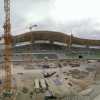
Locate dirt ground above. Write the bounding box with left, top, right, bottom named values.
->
left=0, top=60, right=100, bottom=100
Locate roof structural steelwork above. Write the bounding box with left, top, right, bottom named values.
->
left=13, top=31, right=100, bottom=46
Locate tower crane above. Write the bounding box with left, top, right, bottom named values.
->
left=3, top=0, right=13, bottom=97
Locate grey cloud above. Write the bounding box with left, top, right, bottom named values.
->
left=0, top=0, right=100, bottom=39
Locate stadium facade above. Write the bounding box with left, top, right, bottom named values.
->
left=11, top=31, right=100, bottom=59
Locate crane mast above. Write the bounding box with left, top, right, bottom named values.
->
left=3, top=0, right=12, bottom=92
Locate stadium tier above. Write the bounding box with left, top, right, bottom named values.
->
left=13, top=31, right=100, bottom=46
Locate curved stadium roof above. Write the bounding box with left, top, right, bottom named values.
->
left=14, top=31, right=100, bottom=46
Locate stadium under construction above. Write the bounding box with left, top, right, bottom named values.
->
left=0, top=30, right=100, bottom=100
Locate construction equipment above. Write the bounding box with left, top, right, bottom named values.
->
left=3, top=0, right=14, bottom=98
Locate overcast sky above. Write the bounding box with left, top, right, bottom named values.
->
left=0, top=0, right=100, bottom=39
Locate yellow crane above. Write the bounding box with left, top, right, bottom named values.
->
left=3, top=0, right=14, bottom=98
